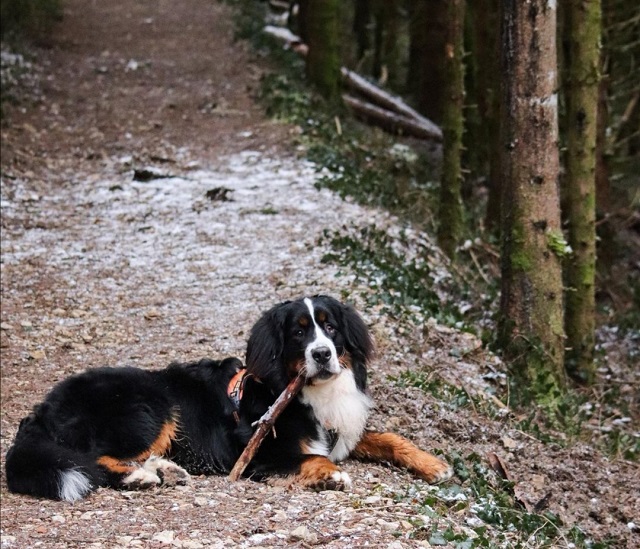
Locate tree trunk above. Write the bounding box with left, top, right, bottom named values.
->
left=595, top=54, right=610, bottom=217
left=498, top=0, right=566, bottom=401
left=471, top=0, right=502, bottom=234
left=437, top=0, right=465, bottom=258
left=295, top=0, right=309, bottom=44
left=371, top=0, right=400, bottom=88
left=407, top=0, right=448, bottom=124
left=352, top=0, right=371, bottom=62
left=305, top=0, right=341, bottom=102
left=372, top=0, right=384, bottom=82
left=564, top=0, right=601, bottom=384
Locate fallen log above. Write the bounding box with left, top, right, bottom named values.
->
left=263, top=25, right=308, bottom=56
left=263, top=25, right=302, bottom=47
left=263, top=24, right=441, bottom=141
left=343, top=94, right=443, bottom=142
left=340, top=68, right=442, bottom=140
left=229, top=373, right=306, bottom=481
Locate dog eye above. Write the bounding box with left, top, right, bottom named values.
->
left=325, top=323, right=336, bottom=335
left=295, top=329, right=304, bottom=337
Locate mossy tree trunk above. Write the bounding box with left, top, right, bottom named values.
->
left=305, top=0, right=341, bottom=102
left=498, top=0, right=567, bottom=404
left=437, top=0, right=465, bottom=259
left=564, top=0, right=601, bottom=384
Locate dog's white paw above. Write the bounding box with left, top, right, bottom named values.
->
left=329, top=470, right=352, bottom=491
left=122, top=467, right=161, bottom=490
left=143, top=456, right=190, bottom=486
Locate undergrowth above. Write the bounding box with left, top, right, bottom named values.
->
left=361, top=450, right=620, bottom=548
left=393, top=369, right=639, bottom=462
left=319, top=224, right=497, bottom=339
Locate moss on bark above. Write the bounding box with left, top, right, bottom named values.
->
left=437, top=0, right=465, bottom=259
left=305, top=0, right=341, bottom=102
left=564, top=0, right=601, bottom=384
left=498, top=0, right=567, bottom=405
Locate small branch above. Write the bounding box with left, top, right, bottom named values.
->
left=229, top=373, right=306, bottom=481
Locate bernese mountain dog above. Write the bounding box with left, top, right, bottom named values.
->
left=5, top=295, right=453, bottom=501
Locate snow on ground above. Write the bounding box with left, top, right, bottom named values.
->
left=1, top=151, right=387, bottom=362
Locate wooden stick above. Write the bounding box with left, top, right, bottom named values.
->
left=229, top=373, right=306, bottom=481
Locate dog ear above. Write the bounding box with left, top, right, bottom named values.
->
left=335, top=299, right=374, bottom=391
left=335, top=301, right=374, bottom=362
left=245, top=302, right=290, bottom=392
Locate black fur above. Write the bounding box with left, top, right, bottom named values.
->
left=5, top=295, right=374, bottom=501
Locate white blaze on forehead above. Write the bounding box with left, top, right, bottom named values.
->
left=303, top=298, right=334, bottom=347
left=303, top=298, right=340, bottom=375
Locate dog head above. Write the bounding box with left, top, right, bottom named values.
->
left=246, top=296, right=373, bottom=393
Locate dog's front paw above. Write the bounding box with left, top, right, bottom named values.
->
left=309, top=470, right=352, bottom=492
left=122, top=467, right=161, bottom=490
left=296, top=456, right=352, bottom=492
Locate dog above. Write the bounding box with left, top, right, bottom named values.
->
left=5, top=295, right=453, bottom=501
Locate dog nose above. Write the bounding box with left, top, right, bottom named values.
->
left=312, top=347, right=332, bottom=365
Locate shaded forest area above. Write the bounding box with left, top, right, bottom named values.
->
left=226, top=0, right=639, bottom=416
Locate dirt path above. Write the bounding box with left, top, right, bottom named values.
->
left=1, top=1, right=638, bottom=548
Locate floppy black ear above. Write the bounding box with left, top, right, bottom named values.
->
left=245, top=301, right=290, bottom=393
left=329, top=298, right=373, bottom=391
left=341, top=302, right=373, bottom=360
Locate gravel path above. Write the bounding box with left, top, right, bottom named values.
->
left=1, top=1, right=638, bottom=548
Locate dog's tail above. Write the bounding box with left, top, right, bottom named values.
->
left=6, top=411, right=104, bottom=502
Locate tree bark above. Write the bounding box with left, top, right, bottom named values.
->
left=371, top=0, right=400, bottom=88
left=437, top=0, right=465, bottom=258
left=564, top=0, right=601, bottom=384
left=408, top=0, right=448, bottom=124
left=305, top=0, right=341, bottom=102
left=352, top=0, right=371, bottom=62
left=498, top=0, right=566, bottom=400
left=296, top=0, right=309, bottom=44
left=471, top=0, right=502, bottom=234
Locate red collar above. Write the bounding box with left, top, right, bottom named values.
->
left=228, top=369, right=248, bottom=408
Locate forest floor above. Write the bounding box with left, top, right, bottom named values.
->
left=1, top=1, right=638, bottom=548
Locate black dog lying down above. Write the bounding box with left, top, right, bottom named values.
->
left=6, top=296, right=453, bottom=501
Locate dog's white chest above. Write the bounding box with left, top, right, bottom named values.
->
left=300, top=369, right=372, bottom=462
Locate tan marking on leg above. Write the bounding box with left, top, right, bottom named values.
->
left=96, top=455, right=138, bottom=475
left=352, top=431, right=453, bottom=484
left=97, top=420, right=178, bottom=475
left=140, top=420, right=177, bottom=460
